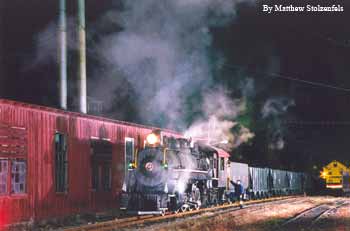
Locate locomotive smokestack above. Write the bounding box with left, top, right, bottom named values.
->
left=77, top=0, right=87, bottom=113
left=58, top=0, right=67, bottom=110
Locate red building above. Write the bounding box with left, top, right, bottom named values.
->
left=0, top=99, right=181, bottom=226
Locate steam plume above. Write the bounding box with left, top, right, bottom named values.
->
left=262, top=97, right=295, bottom=150
left=185, top=88, right=254, bottom=148
left=92, top=0, right=254, bottom=149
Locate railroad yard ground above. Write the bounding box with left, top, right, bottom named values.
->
left=127, top=196, right=350, bottom=231
left=27, top=196, right=350, bottom=231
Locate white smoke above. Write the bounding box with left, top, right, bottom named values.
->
left=31, top=18, right=78, bottom=67
left=240, top=78, right=255, bottom=98
left=30, top=0, right=255, bottom=150
left=185, top=88, right=254, bottom=149
left=262, top=97, right=295, bottom=118
left=93, top=0, right=242, bottom=129
left=262, top=97, right=295, bottom=150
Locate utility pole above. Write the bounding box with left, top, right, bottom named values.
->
left=77, top=0, right=87, bottom=113
left=58, top=0, right=67, bottom=110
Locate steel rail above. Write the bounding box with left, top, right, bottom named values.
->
left=64, top=196, right=301, bottom=231
left=282, top=199, right=347, bottom=228
left=312, top=200, right=348, bottom=224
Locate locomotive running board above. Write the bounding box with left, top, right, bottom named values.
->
left=126, top=210, right=166, bottom=215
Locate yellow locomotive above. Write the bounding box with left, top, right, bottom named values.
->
left=320, top=160, right=349, bottom=189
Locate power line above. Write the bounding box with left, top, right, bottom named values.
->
left=314, top=33, right=350, bottom=48
left=283, top=121, right=350, bottom=126
left=222, top=64, right=350, bottom=92
left=287, top=26, right=350, bottom=49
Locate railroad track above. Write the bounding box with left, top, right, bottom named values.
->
left=312, top=200, right=349, bottom=224
left=64, top=196, right=302, bottom=231
left=281, top=199, right=348, bottom=229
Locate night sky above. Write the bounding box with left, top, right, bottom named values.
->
left=1, top=0, right=350, bottom=173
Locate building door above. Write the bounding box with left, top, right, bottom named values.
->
left=90, top=139, right=113, bottom=208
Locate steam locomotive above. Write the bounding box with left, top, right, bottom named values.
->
left=120, top=130, right=310, bottom=215
left=120, top=130, right=226, bottom=215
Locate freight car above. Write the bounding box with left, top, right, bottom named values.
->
left=227, top=162, right=249, bottom=200
left=0, top=99, right=181, bottom=226
left=248, top=167, right=270, bottom=199
left=247, top=167, right=306, bottom=199
left=288, top=171, right=302, bottom=194
left=270, top=169, right=290, bottom=195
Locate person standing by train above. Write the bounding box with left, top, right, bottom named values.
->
left=230, top=180, right=244, bottom=208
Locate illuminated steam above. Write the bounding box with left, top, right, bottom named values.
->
left=31, top=0, right=255, bottom=150
left=94, top=0, right=238, bottom=128
left=31, top=18, right=78, bottom=67
left=262, top=97, right=295, bottom=150
left=262, top=97, right=295, bottom=118
left=185, top=88, right=254, bottom=149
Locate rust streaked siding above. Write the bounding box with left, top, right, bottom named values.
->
left=0, top=99, right=181, bottom=225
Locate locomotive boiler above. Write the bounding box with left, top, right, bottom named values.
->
left=120, top=130, right=221, bottom=215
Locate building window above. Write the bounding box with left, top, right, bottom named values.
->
left=55, top=133, right=68, bottom=192
left=0, top=124, right=27, bottom=196
left=220, top=157, right=225, bottom=171
left=11, top=160, right=26, bottom=194
left=0, top=159, right=8, bottom=194
left=214, top=157, right=218, bottom=170
left=125, top=138, right=134, bottom=175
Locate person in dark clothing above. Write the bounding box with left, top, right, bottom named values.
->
left=230, top=180, right=244, bottom=208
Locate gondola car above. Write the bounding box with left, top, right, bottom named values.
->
left=288, top=171, right=304, bottom=194
left=270, top=169, right=290, bottom=196
left=226, top=162, right=249, bottom=200
left=248, top=167, right=271, bottom=199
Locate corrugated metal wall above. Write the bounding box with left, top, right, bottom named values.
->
left=0, top=100, right=181, bottom=225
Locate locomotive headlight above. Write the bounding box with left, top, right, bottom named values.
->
left=321, top=171, right=327, bottom=178
left=146, top=133, right=159, bottom=145
left=145, top=162, right=154, bottom=172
